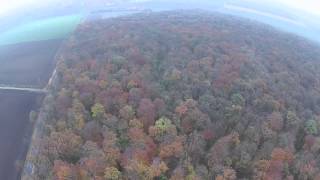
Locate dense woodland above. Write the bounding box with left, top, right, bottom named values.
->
left=28, top=11, right=320, bottom=179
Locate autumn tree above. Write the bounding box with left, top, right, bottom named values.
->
left=45, top=130, right=83, bottom=163
left=53, top=160, right=77, bottom=180
left=68, top=98, right=87, bottom=130
left=119, top=105, right=135, bottom=121
left=137, top=98, right=156, bottom=130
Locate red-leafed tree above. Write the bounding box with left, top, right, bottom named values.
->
left=137, top=98, right=156, bottom=130
left=53, top=160, right=77, bottom=180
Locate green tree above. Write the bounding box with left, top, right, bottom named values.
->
left=305, top=119, right=318, bottom=135
left=231, top=93, right=245, bottom=106
left=149, top=117, right=177, bottom=142
left=29, top=110, right=38, bottom=123
left=91, top=103, right=105, bottom=120
left=104, top=167, right=121, bottom=180
left=155, top=117, right=173, bottom=134
left=286, top=111, right=299, bottom=127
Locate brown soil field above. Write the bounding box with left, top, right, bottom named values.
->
left=0, top=39, right=62, bottom=88
left=0, top=90, right=43, bottom=179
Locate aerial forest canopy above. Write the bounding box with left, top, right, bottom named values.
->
left=28, top=11, right=320, bottom=179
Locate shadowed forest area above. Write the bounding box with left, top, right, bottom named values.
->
left=26, top=11, right=320, bottom=179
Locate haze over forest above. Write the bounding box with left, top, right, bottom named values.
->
left=0, top=1, right=320, bottom=179
left=23, top=11, right=320, bottom=179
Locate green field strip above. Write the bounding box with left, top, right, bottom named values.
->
left=0, top=14, right=83, bottom=46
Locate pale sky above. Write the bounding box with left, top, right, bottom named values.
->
left=0, top=0, right=319, bottom=16
left=0, top=0, right=57, bottom=15
left=264, top=0, right=320, bottom=15
left=0, top=0, right=81, bottom=16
